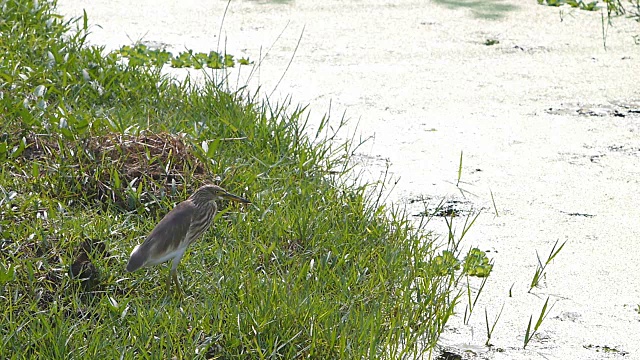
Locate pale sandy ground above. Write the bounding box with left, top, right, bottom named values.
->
left=57, top=0, right=640, bottom=359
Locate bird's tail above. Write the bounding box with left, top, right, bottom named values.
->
left=126, top=245, right=145, bottom=272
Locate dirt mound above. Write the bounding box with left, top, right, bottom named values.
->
left=17, top=131, right=209, bottom=210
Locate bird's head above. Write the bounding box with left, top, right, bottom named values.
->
left=192, top=184, right=250, bottom=205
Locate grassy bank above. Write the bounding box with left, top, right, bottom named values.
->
left=0, top=0, right=485, bottom=358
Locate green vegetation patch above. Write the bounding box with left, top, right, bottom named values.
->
left=114, top=44, right=252, bottom=69
left=0, top=0, right=490, bottom=358
left=537, top=0, right=640, bottom=18
left=537, top=0, right=600, bottom=10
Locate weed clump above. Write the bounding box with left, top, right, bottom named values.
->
left=7, top=130, right=208, bottom=211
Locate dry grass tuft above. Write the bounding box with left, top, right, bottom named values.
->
left=15, top=131, right=210, bottom=210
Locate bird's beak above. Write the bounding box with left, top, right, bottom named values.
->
left=222, top=192, right=251, bottom=204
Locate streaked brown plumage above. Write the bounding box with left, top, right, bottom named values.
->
left=126, top=184, right=249, bottom=294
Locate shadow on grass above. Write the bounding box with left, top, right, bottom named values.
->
left=433, top=0, right=518, bottom=20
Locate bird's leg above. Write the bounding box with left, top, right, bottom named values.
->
left=172, top=269, right=182, bottom=296
left=166, top=269, right=172, bottom=294
left=169, top=260, right=182, bottom=297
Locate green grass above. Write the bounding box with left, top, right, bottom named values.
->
left=537, top=0, right=640, bottom=20
left=0, top=0, right=490, bottom=358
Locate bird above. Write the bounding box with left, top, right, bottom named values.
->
left=126, top=184, right=250, bottom=295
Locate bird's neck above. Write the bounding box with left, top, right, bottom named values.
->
left=190, top=192, right=213, bottom=207
left=190, top=195, right=217, bottom=215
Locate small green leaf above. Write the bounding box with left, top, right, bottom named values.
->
left=224, top=54, right=235, bottom=67
left=463, top=248, right=493, bottom=277
left=136, top=179, right=143, bottom=197
left=10, top=138, right=26, bottom=158
left=0, top=142, right=7, bottom=159
left=0, top=264, right=16, bottom=284
left=170, top=58, right=185, bottom=68
left=112, top=170, right=121, bottom=189
left=31, top=162, right=39, bottom=179
left=75, top=116, right=89, bottom=132
left=206, top=139, right=221, bottom=159
left=60, top=127, right=74, bottom=140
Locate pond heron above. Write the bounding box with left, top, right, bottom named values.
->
left=126, top=184, right=250, bottom=295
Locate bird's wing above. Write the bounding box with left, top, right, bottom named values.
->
left=128, top=200, right=195, bottom=269
left=146, top=200, right=195, bottom=253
